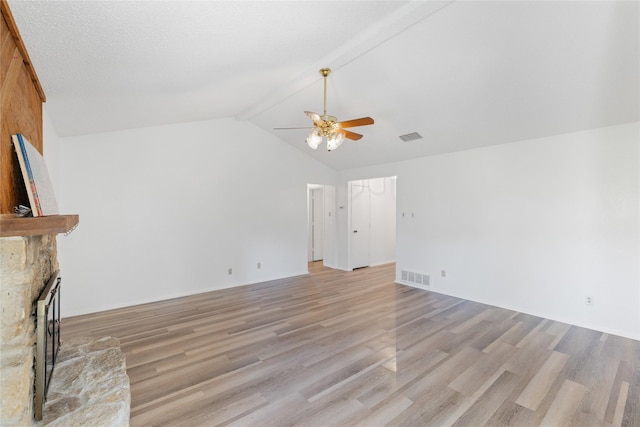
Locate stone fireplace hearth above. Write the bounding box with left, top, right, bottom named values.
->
left=0, top=234, right=130, bottom=426
left=34, top=336, right=130, bottom=426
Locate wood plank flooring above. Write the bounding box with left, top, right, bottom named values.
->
left=62, top=262, right=640, bottom=426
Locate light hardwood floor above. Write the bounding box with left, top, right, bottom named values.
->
left=62, top=262, right=640, bottom=426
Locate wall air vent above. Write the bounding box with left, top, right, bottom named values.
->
left=399, top=132, right=423, bottom=142
left=399, top=270, right=430, bottom=287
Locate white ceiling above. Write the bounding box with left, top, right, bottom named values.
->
left=9, top=1, right=639, bottom=171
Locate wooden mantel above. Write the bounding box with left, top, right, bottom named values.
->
left=0, top=214, right=79, bottom=237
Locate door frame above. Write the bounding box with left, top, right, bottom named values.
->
left=307, top=183, right=336, bottom=269
left=308, top=186, right=324, bottom=262
left=346, top=176, right=397, bottom=271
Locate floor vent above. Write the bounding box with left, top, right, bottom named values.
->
left=400, top=270, right=430, bottom=286
left=399, top=132, right=423, bottom=142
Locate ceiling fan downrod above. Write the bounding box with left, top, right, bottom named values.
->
left=320, top=68, right=331, bottom=118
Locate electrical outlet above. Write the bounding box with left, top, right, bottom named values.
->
left=257, top=262, right=261, bottom=269
left=441, top=270, right=446, bottom=278
left=585, top=295, right=593, bottom=306
left=228, top=268, right=232, bottom=275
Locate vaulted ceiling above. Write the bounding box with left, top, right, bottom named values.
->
left=9, top=1, right=639, bottom=171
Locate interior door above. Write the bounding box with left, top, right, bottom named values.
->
left=350, top=181, right=371, bottom=269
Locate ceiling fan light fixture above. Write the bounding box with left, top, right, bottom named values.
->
left=327, top=131, right=345, bottom=151
left=276, top=67, right=373, bottom=152
left=306, top=129, right=322, bottom=149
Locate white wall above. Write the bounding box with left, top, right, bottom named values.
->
left=42, top=107, right=61, bottom=196
left=56, top=118, right=335, bottom=316
left=51, top=117, right=639, bottom=339
left=339, top=122, right=640, bottom=339
left=369, top=177, right=396, bottom=266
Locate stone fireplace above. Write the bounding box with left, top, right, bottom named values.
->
left=0, top=233, right=130, bottom=426
left=1, top=2, right=128, bottom=424
left=1, top=234, right=58, bottom=425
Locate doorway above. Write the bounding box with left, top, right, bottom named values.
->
left=308, top=186, right=323, bottom=262
left=307, top=184, right=336, bottom=268
left=348, top=176, right=396, bottom=270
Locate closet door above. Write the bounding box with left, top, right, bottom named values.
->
left=350, top=181, right=370, bottom=269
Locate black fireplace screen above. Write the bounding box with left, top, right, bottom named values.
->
left=33, top=271, right=61, bottom=421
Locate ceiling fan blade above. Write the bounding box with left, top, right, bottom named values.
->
left=343, top=130, right=363, bottom=141
left=274, top=127, right=314, bottom=130
left=304, top=111, right=323, bottom=126
left=337, top=117, right=374, bottom=128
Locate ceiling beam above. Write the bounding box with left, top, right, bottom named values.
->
left=235, top=1, right=453, bottom=121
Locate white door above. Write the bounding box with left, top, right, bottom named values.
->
left=350, top=181, right=370, bottom=269
left=309, top=188, right=324, bottom=261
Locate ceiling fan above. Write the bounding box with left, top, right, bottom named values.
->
left=275, top=68, right=374, bottom=151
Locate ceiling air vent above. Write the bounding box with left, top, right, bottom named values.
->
left=399, top=132, right=423, bottom=142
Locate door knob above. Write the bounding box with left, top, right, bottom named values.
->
left=353, top=230, right=358, bottom=233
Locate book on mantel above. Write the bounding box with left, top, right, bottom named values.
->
left=12, top=134, right=59, bottom=217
